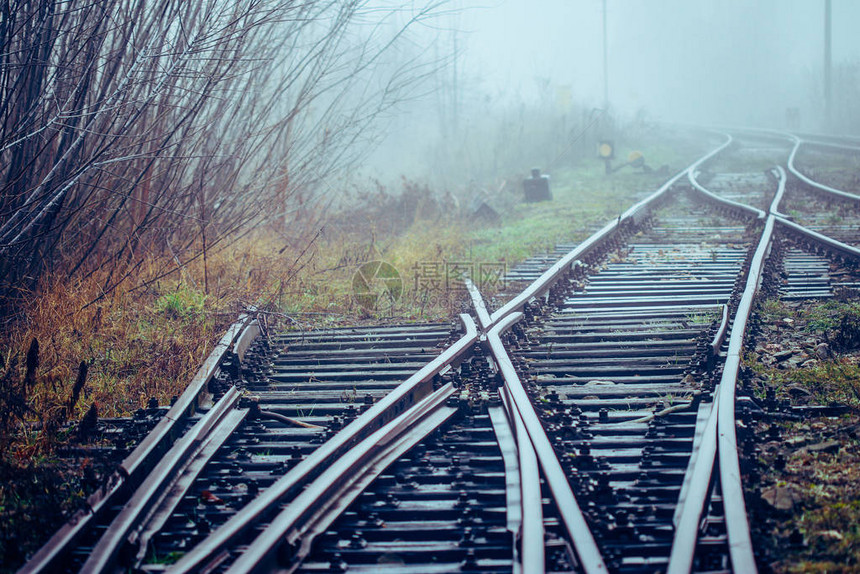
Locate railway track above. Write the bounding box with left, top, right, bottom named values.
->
left=21, top=129, right=860, bottom=573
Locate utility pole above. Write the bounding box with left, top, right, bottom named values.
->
left=452, top=28, right=459, bottom=134
left=824, top=0, right=832, bottom=128
left=602, top=0, right=609, bottom=111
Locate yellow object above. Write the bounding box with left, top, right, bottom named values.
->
left=598, top=142, right=613, bottom=158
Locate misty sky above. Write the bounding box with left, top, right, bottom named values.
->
left=453, top=0, right=860, bottom=124
left=363, top=0, right=860, bottom=181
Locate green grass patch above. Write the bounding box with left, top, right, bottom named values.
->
left=764, top=360, right=860, bottom=407
left=154, top=286, right=208, bottom=320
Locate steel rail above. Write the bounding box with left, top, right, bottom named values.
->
left=668, top=160, right=792, bottom=574
left=132, top=403, right=249, bottom=565
left=667, top=389, right=720, bottom=574
left=716, top=213, right=772, bottom=574
left=705, top=125, right=858, bottom=151
left=467, top=279, right=544, bottom=573
left=688, top=170, right=767, bottom=219
left=466, top=278, right=493, bottom=329
left=787, top=136, right=860, bottom=202
left=20, top=313, right=260, bottom=574
left=667, top=155, right=860, bottom=574
left=718, top=126, right=860, bottom=152
left=487, top=313, right=608, bottom=574
left=487, top=404, right=525, bottom=574
left=499, top=385, right=546, bottom=573
left=709, top=304, right=729, bottom=361
left=786, top=130, right=860, bottom=147
left=769, top=165, right=790, bottom=218
left=667, top=206, right=770, bottom=573
left=488, top=134, right=734, bottom=325
left=168, top=315, right=479, bottom=574
left=774, top=216, right=860, bottom=261
left=770, top=154, right=860, bottom=260
left=227, top=383, right=459, bottom=574
left=82, top=386, right=248, bottom=573
left=29, top=130, right=806, bottom=573
left=793, top=137, right=860, bottom=153
left=686, top=134, right=792, bottom=219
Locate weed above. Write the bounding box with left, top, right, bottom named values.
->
left=154, top=287, right=208, bottom=320
left=340, top=387, right=358, bottom=403
left=759, top=297, right=795, bottom=322
left=685, top=310, right=716, bottom=326
left=805, top=300, right=860, bottom=351
left=145, top=549, right=185, bottom=565
left=824, top=212, right=844, bottom=225
left=296, top=404, right=317, bottom=418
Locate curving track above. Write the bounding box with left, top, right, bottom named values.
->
left=21, top=128, right=860, bottom=574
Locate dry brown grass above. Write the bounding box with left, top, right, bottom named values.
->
left=0, top=188, right=474, bottom=451
left=0, top=159, right=680, bottom=446
left=0, top=226, right=352, bottom=570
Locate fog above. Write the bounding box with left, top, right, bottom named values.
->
left=363, top=0, right=860, bottom=182
left=462, top=0, right=860, bottom=123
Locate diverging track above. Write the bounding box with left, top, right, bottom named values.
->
left=22, top=130, right=860, bottom=574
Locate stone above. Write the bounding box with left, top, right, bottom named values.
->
left=805, top=440, right=840, bottom=454
left=815, top=343, right=831, bottom=360
left=787, top=384, right=812, bottom=398
left=773, top=350, right=794, bottom=362
left=761, top=484, right=802, bottom=511
left=817, top=530, right=844, bottom=541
